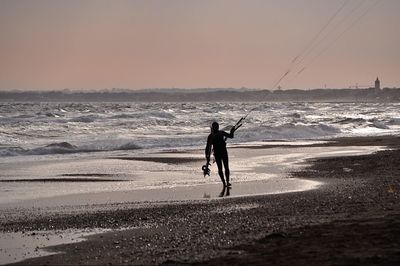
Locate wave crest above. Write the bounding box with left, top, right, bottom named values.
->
left=0, top=141, right=141, bottom=157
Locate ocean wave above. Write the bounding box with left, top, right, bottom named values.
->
left=111, top=114, right=141, bottom=119
left=369, top=121, right=389, bottom=129
left=0, top=146, right=26, bottom=157
left=146, top=111, right=176, bottom=119
left=336, top=117, right=367, bottom=124
left=69, top=115, right=98, bottom=123
left=35, top=112, right=64, bottom=118
left=388, top=118, right=400, bottom=125
left=2, top=102, right=400, bottom=159
left=0, top=115, right=34, bottom=123
left=45, top=112, right=62, bottom=118
left=0, top=141, right=141, bottom=157
left=236, top=123, right=340, bottom=141
left=273, top=124, right=340, bottom=139
left=16, top=114, right=36, bottom=119
left=117, top=142, right=141, bottom=150
left=110, top=111, right=176, bottom=120
left=28, top=142, right=78, bottom=155
left=287, top=113, right=301, bottom=118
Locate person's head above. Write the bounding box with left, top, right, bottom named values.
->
left=211, top=122, right=219, bottom=133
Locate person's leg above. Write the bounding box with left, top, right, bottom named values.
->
left=222, top=153, right=230, bottom=186
left=219, top=186, right=226, bottom=197
left=215, top=156, right=226, bottom=186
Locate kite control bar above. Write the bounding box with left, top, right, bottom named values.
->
left=202, top=163, right=211, bottom=177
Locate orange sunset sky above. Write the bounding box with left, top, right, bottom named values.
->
left=0, top=0, right=399, bottom=90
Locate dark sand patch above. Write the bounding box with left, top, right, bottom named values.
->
left=108, top=156, right=203, bottom=164
left=195, top=211, right=400, bottom=266
left=325, top=135, right=400, bottom=147
left=236, top=135, right=400, bottom=149
left=60, top=173, right=115, bottom=177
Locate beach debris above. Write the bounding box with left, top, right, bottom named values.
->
left=343, top=168, right=352, bottom=173
left=202, top=164, right=211, bottom=177
left=387, top=185, right=395, bottom=193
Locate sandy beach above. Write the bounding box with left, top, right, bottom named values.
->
left=1, top=135, right=399, bottom=265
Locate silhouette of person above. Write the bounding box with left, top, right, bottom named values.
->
left=205, top=122, right=235, bottom=187
left=219, top=186, right=231, bottom=197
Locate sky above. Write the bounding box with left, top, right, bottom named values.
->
left=0, top=0, right=399, bottom=90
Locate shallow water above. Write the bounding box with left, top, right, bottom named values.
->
left=0, top=143, right=384, bottom=207
left=0, top=227, right=133, bottom=265
left=0, top=142, right=386, bottom=265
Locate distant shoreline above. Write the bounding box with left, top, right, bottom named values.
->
left=1, top=88, right=400, bottom=102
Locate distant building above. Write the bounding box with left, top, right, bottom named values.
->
left=375, top=77, right=380, bottom=90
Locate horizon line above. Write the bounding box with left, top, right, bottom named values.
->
left=1, top=86, right=399, bottom=93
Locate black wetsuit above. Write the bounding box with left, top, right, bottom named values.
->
left=205, top=130, right=234, bottom=186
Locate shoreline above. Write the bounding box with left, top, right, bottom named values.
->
left=1, top=135, right=399, bottom=265
left=0, top=140, right=385, bottom=209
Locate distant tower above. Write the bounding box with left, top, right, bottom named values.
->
left=375, top=77, right=380, bottom=90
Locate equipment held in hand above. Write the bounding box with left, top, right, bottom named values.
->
left=202, top=163, right=211, bottom=177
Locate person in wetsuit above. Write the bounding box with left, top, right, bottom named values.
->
left=205, top=122, right=235, bottom=187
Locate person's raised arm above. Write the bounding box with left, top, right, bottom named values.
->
left=222, top=127, right=235, bottom=139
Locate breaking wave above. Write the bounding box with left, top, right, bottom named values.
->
left=69, top=115, right=98, bottom=123
left=336, top=117, right=367, bottom=124
left=1, top=102, right=399, bottom=158
left=236, top=124, right=341, bottom=142
left=0, top=141, right=141, bottom=157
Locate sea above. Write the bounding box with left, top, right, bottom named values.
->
left=1, top=101, right=399, bottom=157
left=0, top=101, right=399, bottom=206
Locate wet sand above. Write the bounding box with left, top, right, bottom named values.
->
left=4, top=142, right=376, bottom=208
left=1, top=135, right=400, bottom=265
